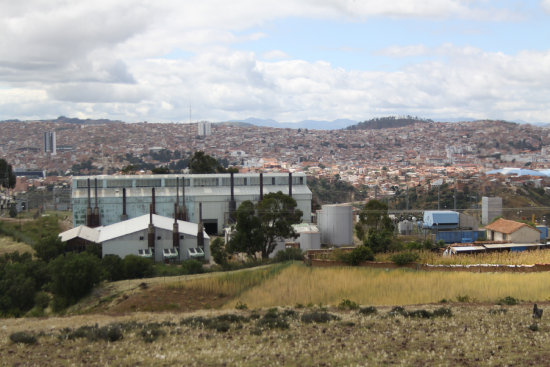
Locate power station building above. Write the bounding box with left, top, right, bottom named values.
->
left=71, top=172, right=312, bottom=235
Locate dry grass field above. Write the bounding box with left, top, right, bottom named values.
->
left=2, top=304, right=550, bottom=366
left=0, top=236, right=34, bottom=256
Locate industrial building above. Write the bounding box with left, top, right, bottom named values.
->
left=44, top=131, right=56, bottom=155
left=60, top=212, right=210, bottom=262
left=71, top=172, right=312, bottom=235
left=482, top=196, right=502, bottom=225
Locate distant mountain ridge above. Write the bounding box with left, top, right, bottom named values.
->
left=226, top=118, right=357, bottom=130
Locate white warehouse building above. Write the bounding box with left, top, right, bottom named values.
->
left=71, top=173, right=312, bottom=235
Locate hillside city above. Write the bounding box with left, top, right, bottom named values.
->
left=2, top=118, right=550, bottom=200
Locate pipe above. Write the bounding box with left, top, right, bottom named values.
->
left=288, top=172, right=292, bottom=198
left=197, top=202, right=204, bottom=249
left=86, top=178, right=91, bottom=226
left=152, top=187, right=156, bottom=214
left=229, top=172, right=236, bottom=223
left=175, top=177, right=180, bottom=219
left=93, top=178, right=100, bottom=227
left=121, top=188, right=128, bottom=221
left=181, top=175, right=187, bottom=221
left=173, top=203, right=179, bottom=249
left=259, top=173, right=263, bottom=201
left=148, top=203, right=155, bottom=248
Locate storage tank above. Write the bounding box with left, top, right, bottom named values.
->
left=317, top=204, right=353, bottom=246
left=299, top=231, right=321, bottom=251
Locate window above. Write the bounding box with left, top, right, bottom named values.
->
left=179, top=235, right=184, bottom=239
left=139, top=236, right=144, bottom=240
left=135, top=178, right=162, bottom=187
left=157, top=236, right=161, bottom=240
left=193, top=177, right=218, bottom=187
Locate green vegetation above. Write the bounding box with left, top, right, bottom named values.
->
left=0, top=158, right=16, bottom=189
left=227, top=192, right=302, bottom=259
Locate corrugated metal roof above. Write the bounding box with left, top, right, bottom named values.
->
left=59, top=225, right=100, bottom=243
left=452, top=246, right=485, bottom=252
left=98, top=214, right=209, bottom=243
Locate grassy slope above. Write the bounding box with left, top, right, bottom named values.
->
left=0, top=236, right=34, bottom=256
left=2, top=305, right=548, bottom=366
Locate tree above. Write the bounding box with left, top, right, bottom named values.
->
left=228, top=192, right=303, bottom=260
left=48, top=252, right=102, bottom=307
left=188, top=151, right=222, bottom=174
left=151, top=166, right=171, bottom=174
left=227, top=201, right=263, bottom=259
left=34, top=235, right=65, bottom=262
left=0, top=159, right=16, bottom=189
left=358, top=200, right=394, bottom=234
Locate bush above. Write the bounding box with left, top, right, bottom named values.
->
left=338, top=299, right=359, bottom=310
left=340, top=245, right=374, bottom=266
left=101, top=255, right=124, bottom=281
left=390, top=252, right=419, bottom=266
left=210, top=237, right=228, bottom=266
left=181, top=259, right=204, bottom=275
left=497, top=296, right=519, bottom=306
left=10, top=331, right=37, bottom=345
left=358, top=306, right=378, bottom=316
left=301, top=311, right=340, bottom=324
left=33, top=291, right=50, bottom=310
left=48, top=252, right=102, bottom=306
left=256, top=308, right=290, bottom=330
left=122, top=255, right=154, bottom=279
left=34, top=235, right=65, bottom=262
left=274, top=247, right=304, bottom=262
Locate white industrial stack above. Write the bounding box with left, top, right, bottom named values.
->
left=317, top=204, right=353, bottom=246
left=482, top=196, right=502, bottom=225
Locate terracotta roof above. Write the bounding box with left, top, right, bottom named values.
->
left=484, top=218, right=539, bottom=234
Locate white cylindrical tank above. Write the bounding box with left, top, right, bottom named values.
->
left=299, top=231, right=321, bottom=250
left=318, top=204, right=353, bottom=246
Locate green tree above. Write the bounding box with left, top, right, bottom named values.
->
left=188, top=151, right=222, bottom=173
left=358, top=200, right=394, bottom=233
left=48, top=252, right=102, bottom=307
left=151, top=166, right=171, bottom=174
left=210, top=237, right=228, bottom=266
left=228, top=192, right=303, bottom=260
left=101, top=255, right=124, bottom=281
left=34, top=235, right=65, bottom=262
left=122, top=255, right=153, bottom=279
left=0, top=158, right=16, bottom=189
left=227, top=201, right=263, bottom=259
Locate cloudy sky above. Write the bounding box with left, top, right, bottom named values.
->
left=1, top=0, right=550, bottom=124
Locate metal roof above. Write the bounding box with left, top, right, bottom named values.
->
left=59, top=225, right=100, bottom=243
left=98, top=214, right=209, bottom=243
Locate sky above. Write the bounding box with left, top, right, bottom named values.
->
left=1, top=0, right=550, bottom=124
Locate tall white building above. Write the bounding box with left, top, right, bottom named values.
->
left=197, top=121, right=211, bottom=136
left=44, top=131, right=56, bottom=155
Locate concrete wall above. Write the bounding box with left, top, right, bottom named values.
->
left=511, top=226, right=540, bottom=243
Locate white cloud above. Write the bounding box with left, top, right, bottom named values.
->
left=377, top=45, right=430, bottom=57
left=262, top=50, right=290, bottom=60
left=542, top=0, right=550, bottom=13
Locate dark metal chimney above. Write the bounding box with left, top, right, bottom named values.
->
left=173, top=203, right=179, bottom=249
left=93, top=178, right=100, bottom=227
left=228, top=172, right=236, bottom=223
left=148, top=203, right=155, bottom=249
left=288, top=172, right=292, bottom=198
left=181, top=176, right=187, bottom=221
left=151, top=187, right=156, bottom=214
left=86, top=178, right=92, bottom=226
left=197, top=202, right=204, bottom=249
left=175, top=177, right=180, bottom=220
left=121, top=188, right=128, bottom=221
left=259, top=173, right=264, bottom=201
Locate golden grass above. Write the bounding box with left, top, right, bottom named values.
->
left=167, top=262, right=290, bottom=298
left=0, top=236, right=34, bottom=256
left=230, top=263, right=550, bottom=308
left=377, top=249, right=550, bottom=265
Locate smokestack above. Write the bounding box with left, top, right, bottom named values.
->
left=86, top=178, right=92, bottom=226
left=259, top=173, right=263, bottom=201
left=175, top=177, right=180, bottom=219
left=93, top=178, right=100, bottom=227
left=151, top=187, right=156, bottom=214
left=228, top=172, right=236, bottom=223
left=288, top=172, right=292, bottom=198
left=181, top=176, right=187, bottom=221
left=197, top=202, right=204, bottom=249
left=148, top=203, right=155, bottom=249
left=121, top=188, right=128, bottom=221
left=173, top=203, right=179, bottom=249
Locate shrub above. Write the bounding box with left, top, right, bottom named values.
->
left=140, top=325, right=165, bottom=343
left=33, top=291, right=50, bottom=310
left=101, top=255, right=124, bottom=281
left=256, top=308, right=290, bottom=329
left=48, top=252, right=102, bottom=306
left=34, top=235, right=65, bottom=262
left=10, top=331, right=37, bottom=345
left=301, top=311, right=339, bottom=324
left=210, top=237, right=228, bottom=266
left=358, top=306, right=378, bottom=316
left=235, top=301, right=248, bottom=310
left=181, top=259, right=204, bottom=275
left=456, top=295, right=471, bottom=303
left=497, top=296, right=519, bottom=306
left=338, top=299, right=359, bottom=310
left=340, top=245, right=374, bottom=266
left=390, top=252, right=419, bottom=266
left=274, top=247, right=304, bottom=262
left=489, top=308, right=508, bottom=315
left=432, top=307, right=453, bottom=317
left=122, top=255, right=153, bottom=279
left=405, top=241, right=423, bottom=250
